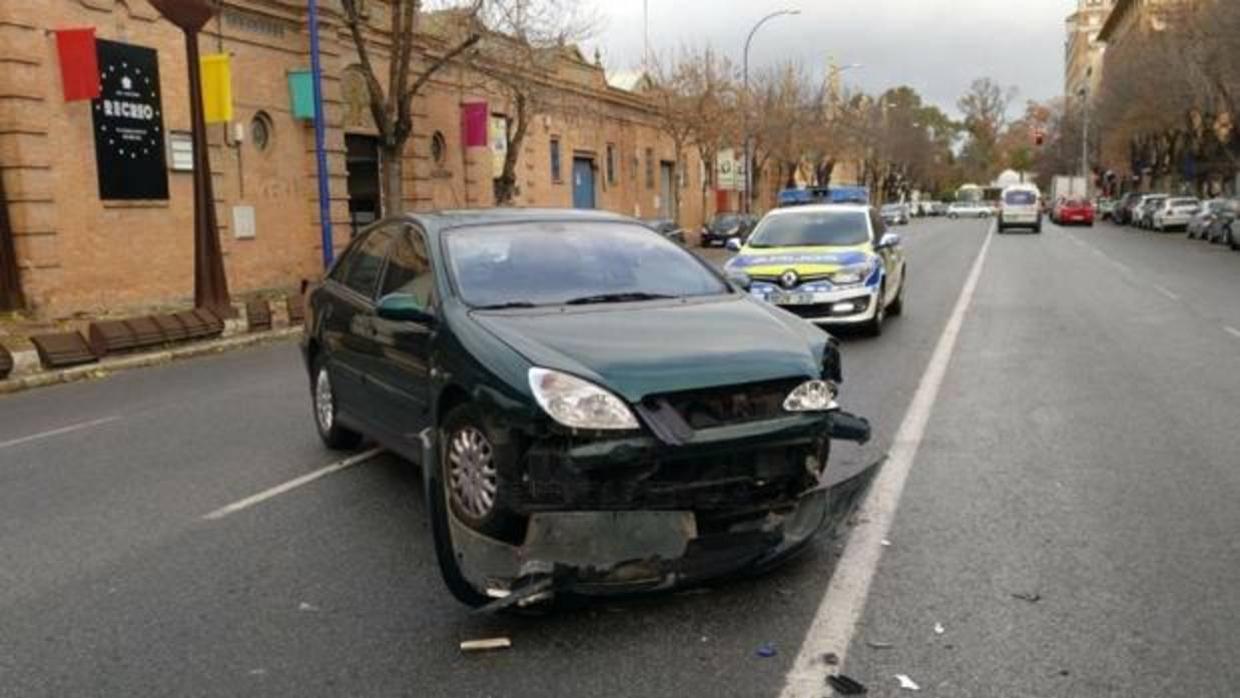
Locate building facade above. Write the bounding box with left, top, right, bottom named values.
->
left=0, top=0, right=741, bottom=319
left=1065, top=0, right=1116, bottom=99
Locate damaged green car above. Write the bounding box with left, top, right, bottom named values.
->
left=301, top=209, right=871, bottom=607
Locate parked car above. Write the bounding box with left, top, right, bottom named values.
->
left=931, top=201, right=950, bottom=216
left=1134, top=194, right=1169, bottom=229
left=301, top=209, right=871, bottom=606
left=1187, top=199, right=1225, bottom=240
left=880, top=203, right=910, bottom=226
left=1054, top=198, right=1095, bottom=227
left=1097, top=198, right=1117, bottom=221
left=947, top=201, right=991, bottom=219
left=1205, top=198, right=1240, bottom=245
left=699, top=212, right=756, bottom=247
left=724, top=204, right=907, bottom=336
left=1115, top=192, right=1145, bottom=225
left=642, top=218, right=685, bottom=245
left=1151, top=197, right=1201, bottom=232
left=998, top=184, right=1042, bottom=233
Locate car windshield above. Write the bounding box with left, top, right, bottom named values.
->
left=708, top=214, right=741, bottom=230
left=445, top=221, right=729, bottom=308
left=747, top=210, right=870, bottom=248
left=1004, top=191, right=1037, bottom=205
left=1170, top=198, right=1198, bottom=207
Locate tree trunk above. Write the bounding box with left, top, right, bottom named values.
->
left=495, top=93, right=529, bottom=206
left=0, top=158, right=24, bottom=311
left=380, top=141, right=404, bottom=215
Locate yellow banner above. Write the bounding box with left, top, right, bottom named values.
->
left=200, top=53, right=233, bottom=124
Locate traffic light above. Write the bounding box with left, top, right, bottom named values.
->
left=1034, top=130, right=1045, bottom=147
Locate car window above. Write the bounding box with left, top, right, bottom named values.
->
left=445, top=221, right=728, bottom=308
left=748, top=210, right=871, bottom=248
left=380, top=227, right=434, bottom=311
left=340, top=227, right=394, bottom=300
left=1005, top=191, right=1037, bottom=205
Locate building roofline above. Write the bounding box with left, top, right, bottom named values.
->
left=1098, top=0, right=1133, bottom=42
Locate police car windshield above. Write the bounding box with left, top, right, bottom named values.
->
left=445, top=221, right=729, bottom=308
left=747, top=210, right=870, bottom=248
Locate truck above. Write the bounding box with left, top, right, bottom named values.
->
left=1049, top=176, right=1088, bottom=208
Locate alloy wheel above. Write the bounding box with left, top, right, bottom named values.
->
left=314, top=368, right=334, bottom=433
left=447, top=427, right=498, bottom=520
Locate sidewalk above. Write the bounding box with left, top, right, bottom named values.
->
left=0, top=293, right=304, bottom=396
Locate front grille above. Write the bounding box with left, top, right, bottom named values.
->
left=650, top=378, right=802, bottom=430
left=781, top=296, right=870, bottom=319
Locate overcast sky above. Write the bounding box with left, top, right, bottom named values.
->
left=582, top=0, right=1078, bottom=118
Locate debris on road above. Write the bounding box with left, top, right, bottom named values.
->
left=460, top=637, right=512, bottom=653
left=933, top=622, right=945, bottom=635
left=756, top=642, right=778, bottom=658
left=895, top=674, right=921, bottom=691
left=880, top=538, right=892, bottom=547
left=297, top=602, right=319, bottom=612
left=1011, top=591, right=1042, bottom=603
left=826, top=674, right=868, bottom=694
left=822, top=651, right=840, bottom=666
left=865, top=640, right=895, bottom=650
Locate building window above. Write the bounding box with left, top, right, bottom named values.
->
left=250, top=111, right=273, bottom=152
left=645, top=147, right=654, bottom=189
left=606, top=143, right=616, bottom=185
left=550, top=137, right=562, bottom=182
left=430, top=130, right=446, bottom=165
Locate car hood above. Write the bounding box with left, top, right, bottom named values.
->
left=725, top=244, right=874, bottom=277
left=470, top=297, right=824, bottom=402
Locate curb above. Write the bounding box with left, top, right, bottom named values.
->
left=0, top=327, right=303, bottom=397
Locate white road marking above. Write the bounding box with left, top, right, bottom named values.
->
left=1225, top=326, right=1240, bottom=340
left=202, top=447, right=384, bottom=521
left=0, top=415, right=121, bottom=450
left=1154, top=285, right=1180, bottom=301
left=780, top=230, right=994, bottom=698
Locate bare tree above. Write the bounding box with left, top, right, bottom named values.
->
left=956, top=78, right=1017, bottom=183
left=340, top=0, right=483, bottom=214
left=669, top=46, right=738, bottom=222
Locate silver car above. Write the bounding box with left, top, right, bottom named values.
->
left=1187, top=199, right=1225, bottom=240
left=1152, top=197, right=1200, bottom=232
left=1135, top=195, right=1168, bottom=229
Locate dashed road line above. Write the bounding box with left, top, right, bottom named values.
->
left=202, top=447, right=384, bottom=521
left=1154, top=285, right=1180, bottom=301
left=1225, top=326, right=1240, bottom=340
left=779, top=229, right=995, bottom=698
left=0, top=416, right=121, bottom=451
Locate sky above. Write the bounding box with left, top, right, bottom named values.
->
left=581, top=0, right=1079, bottom=119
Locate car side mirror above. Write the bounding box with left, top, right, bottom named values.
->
left=725, top=269, right=752, bottom=291
left=877, top=233, right=901, bottom=249
left=725, top=238, right=743, bottom=252
left=376, top=293, right=435, bottom=325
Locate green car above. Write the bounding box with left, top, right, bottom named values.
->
left=301, top=209, right=870, bottom=607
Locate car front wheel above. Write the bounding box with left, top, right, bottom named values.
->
left=864, top=284, right=886, bottom=337
left=312, top=360, right=363, bottom=451
left=441, top=403, right=522, bottom=541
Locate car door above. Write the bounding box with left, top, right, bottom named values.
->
left=869, top=208, right=902, bottom=306
left=320, top=226, right=394, bottom=430
left=368, top=224, right=436, bottom=445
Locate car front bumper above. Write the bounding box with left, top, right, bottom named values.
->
left=765, top=287, right=880, bottom=325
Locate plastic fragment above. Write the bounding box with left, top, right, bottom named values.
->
left=865, top=640, right=895, bottom=650
left=297, top=602, right=319, bottom=612
left=756, top=642, right=777, bottom=658
left=822, top=651, right=840, bottom=666
left=460, top=637, right=512, bottom=652
left=827, top=674, right=868, bottom=694
left=1012, top=591, right=1042, bottom=603
left=880, top=538, right=892, bottom=547
left=895, top=674, right=921, bottom=691
left=933, top=622, right=945, bottom=635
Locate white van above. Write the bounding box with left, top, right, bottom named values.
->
left=998, top=184, right=1042, bottom=233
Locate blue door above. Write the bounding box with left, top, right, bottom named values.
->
left=572, top=157, right=596, bottom=209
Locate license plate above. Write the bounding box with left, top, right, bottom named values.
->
left=774, top=292, right=818, bottom=305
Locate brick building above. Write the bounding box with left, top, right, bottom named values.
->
left=0, top=1, right=755, bottom=319
left=1065, top=0, right=1116, bottom=100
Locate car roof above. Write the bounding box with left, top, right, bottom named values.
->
left=390, top=207, right=638, bottom=236
left=766, top=203, right=871, bottom=217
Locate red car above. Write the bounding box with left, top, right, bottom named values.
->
left=1054, top=198, right=1095, bottom=226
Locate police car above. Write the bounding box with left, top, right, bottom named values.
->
left=724, top=204, right=907, bottom=336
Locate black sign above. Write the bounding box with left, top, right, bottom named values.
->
left=91, top=40, right=168, bottom=200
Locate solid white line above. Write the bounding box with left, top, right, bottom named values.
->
left=1225, top=326, right=1240, bottom=340
left=0, top=415, right=121, bottom=450
left=202, top=447, right=384, bottom=521
left=1154, top=285, right=1180, bottom=301
left=780, top=230, right=994, bottom=698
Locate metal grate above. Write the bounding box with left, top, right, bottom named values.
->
left=246, top=299, right=272, bottom=333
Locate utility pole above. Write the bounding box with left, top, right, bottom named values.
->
left=742, top=8, right=799, bottom=214
left=1080, top=85, right=1090, bottom=199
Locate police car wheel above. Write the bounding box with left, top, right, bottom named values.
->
left=864, top=285, right=886, bottom=337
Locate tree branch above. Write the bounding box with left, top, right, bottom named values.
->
left=341, top=0, right=391, bottom=140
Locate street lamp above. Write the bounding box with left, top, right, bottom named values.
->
left=742, top=8, right=800, bottom=214
left=1078, top=85, right=1090, bottom=197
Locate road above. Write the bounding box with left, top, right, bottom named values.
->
left=2, top=218, right=1239, bottom=697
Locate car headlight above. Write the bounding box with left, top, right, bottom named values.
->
left=828, top=260, right=875, bottom=286
left=783, top=379, right=838, bottom=412
left=528, top=368, right=639, bottom=430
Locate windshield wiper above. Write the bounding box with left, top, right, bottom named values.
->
left=475, top=301, right=538, bottom=310
left=564, top=292, right=676, bottom=305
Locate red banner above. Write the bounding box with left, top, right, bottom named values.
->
left=461, top=102, right=488, bottom=148
left=55, top=28, right=101, bottom=102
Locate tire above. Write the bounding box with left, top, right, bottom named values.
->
left=440, top=403, right=523, bottom=541
left=426, top=432, right=491, bottom=608
left=888, top=271, right=905, bottom=317
left=864, top=283, right=886, bottom=337
left=1034, top=224, right=1043, bottom=234
left=311, top=358, right=363, bottom=451
left=1230, top=229, right=1239, bottom=251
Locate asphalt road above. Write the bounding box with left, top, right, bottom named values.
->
left=2, top=217, right=1238, bottom=697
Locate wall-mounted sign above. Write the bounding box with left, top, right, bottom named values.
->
left=91, top=39, right=169, bottom=200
